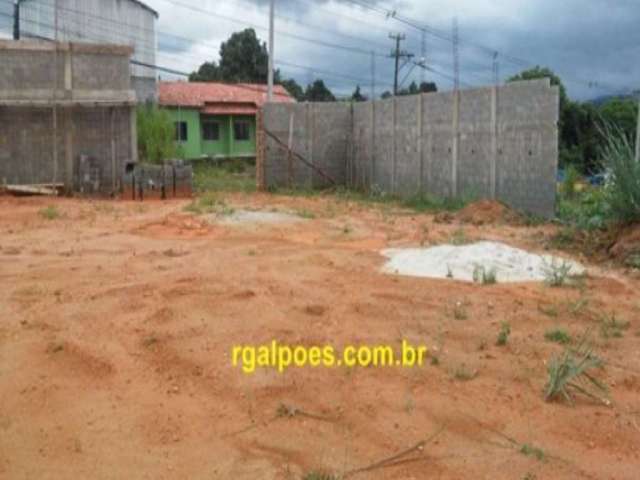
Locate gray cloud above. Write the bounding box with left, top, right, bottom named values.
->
left=1, top=0, right=637, bottom=99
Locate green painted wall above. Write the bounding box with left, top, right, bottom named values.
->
left=168, top=108, right=201, bottom=159
left=165, top=108, right=257, bottom=159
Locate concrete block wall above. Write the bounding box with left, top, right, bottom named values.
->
left=262, top=102, right=351, bottom=189
left=0, top=41, right=137, bottom=195
left=261, top=79, right=559, bottom=218
left=0, top=106, right=134, bottom=195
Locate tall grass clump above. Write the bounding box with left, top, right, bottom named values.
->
left=544, top=335, right=608, bottom=405
left=599, top=123, right=640, bottom=224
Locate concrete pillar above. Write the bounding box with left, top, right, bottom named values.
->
left=418, top=93, right=424, bottom=193
left=64, top=108, right=73, bottom=190
left=392, top=96, right=397, bottom=193
left=130, top=106, right=138, bottom=164
left=451, top=89, right=460, bottom=197
left=490, top=86, right=498, bottom=199
left=370, top=100, right=376, bottom=190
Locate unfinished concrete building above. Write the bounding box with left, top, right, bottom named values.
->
left=0, top=40, right=137, bottom=195
left=17, top=0, right=159, bottom=102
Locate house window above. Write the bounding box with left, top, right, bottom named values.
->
left=202, top=121, right=220, bottom=141
left=175, top=121, right=188, bottom=142
left=234, top=121, right=251, bottom=141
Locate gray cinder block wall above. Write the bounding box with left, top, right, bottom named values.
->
left=0, top=40, right=138, bottom=195
left=261, top=79, right=559, bottom=218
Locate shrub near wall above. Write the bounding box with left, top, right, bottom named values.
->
left=137, top=105, right=182, bottom=164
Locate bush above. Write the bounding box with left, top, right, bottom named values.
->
left=137, top=105, right=182, bottom=164
left=600, top=123, right=640, bottom=224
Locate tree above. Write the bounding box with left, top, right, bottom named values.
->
left=508, top=67, right=583, bottom=169
left=380, top=91, right=393, bottom=99
left=218, top=28, right=269, bottom=83
left=508, top=66, right=568, bottom=108
left=419, top=81, right=437, bottom=93
left=189, top=61, right=220, bottom=82
left=280, top=78, right=305, bottom=101
left=305, top=80, right=335, bottom=102
left=351, top=85, right=367, bottom=102
left=190, top=28, right=269, bottom=83
left=599, top=98, right=639, bottom=141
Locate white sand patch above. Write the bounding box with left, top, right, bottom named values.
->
left=216, top=210, right=304, bottom=226
left=381, top=241, right=586, bottom=283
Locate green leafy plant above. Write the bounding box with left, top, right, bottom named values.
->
left=544, top=328, right=572, bottom=345
left=39, top=205, right=60, bottom=220
left=473, top=265, right=497, bottom=285
left=599, top=313, right=630, bottom=339
left=542, top=258, right=574, bottom=287
left=136, top=105, right=182, bottom=164
left=302, top=472, right=338, bottom=480
left=520, top=443, right=546, bottom=461
left=544, top=336, right=608, bottom=405
left=496, top=322, right=511, bottom=346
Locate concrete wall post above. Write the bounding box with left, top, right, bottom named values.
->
left=490, top=86, right=498, bottom=199
left=451, top=90, right=460, bottom=197
left=418, top=93, right=424, bottom=192
left=392, top=96, right=397, bottom=193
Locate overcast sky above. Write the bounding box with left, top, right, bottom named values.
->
left=1, top=0, right=638, bottom=100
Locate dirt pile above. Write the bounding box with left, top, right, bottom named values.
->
left=455, top=200, right=521, bottom=226
left=609, top=224, right=640, bottom=267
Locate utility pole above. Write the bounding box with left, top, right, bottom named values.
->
left=370, top=50, right=376, bottom=100
left=13, top=1, right=19, bottom=39
left=636, top=90, right=640, bottom=163
left=267, top=0, right=275, bottom=102
left=452, top=17, right=459, bottom=92
left=492, top=51, right=499, bottom=87
left=389, top=33, right=413, bottom=96
left=420, top=29, right=426, bottom=85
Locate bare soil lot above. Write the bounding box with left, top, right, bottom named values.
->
left=1, top=193, right=639, bottom=479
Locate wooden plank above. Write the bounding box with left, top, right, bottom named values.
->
left=5, top=184, right=61, bottom=196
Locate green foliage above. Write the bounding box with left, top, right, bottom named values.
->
left=189, top=61, right=221, bottom=82
left=39, top=205, right=60, bottom=220
left=192, top=159, right=256, bottom=193
left=397, top=80, right=438, bottom=96
left=544, top=336, right=608, bottom=405
left=305, top=79, right=336, bottom=102
left=280, top=78, right=305, bottom=101
left=599, top=313, right=630, bottom=339
left=191, top=28, right=270, bottom=83
left=556, top=187, right=611, bottom=231
left=542, top=258, right=573, bottom=287
left=136, top=105, right=179, bottom=164
left=302, top=472, right=338, bottom=480
left=599, top=122, right=640, bottom=224
left=496, top=322, right=511, bottom=346
left=520, top=444, right=546, bottom=461
left=473, top=265, right=497, bottom=285
left=562, top=165, right=581, bottom=198
left=544, top=328, right=572, bottom=345
left=184, top=193, right=234, bottom=216
left=351, top=85, right=367, bottom=102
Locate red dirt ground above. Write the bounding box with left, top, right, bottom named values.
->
left=0, top=194, right=639, bottom=479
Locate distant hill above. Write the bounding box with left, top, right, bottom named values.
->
left=589, top=92, right=638, bottom=107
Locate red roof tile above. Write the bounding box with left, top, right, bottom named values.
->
left=158, top=82, right=295, bottom=111
left=201, top=104, right=258, bottom=115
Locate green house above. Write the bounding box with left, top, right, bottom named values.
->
left=159, top=82, right=294, bottom=160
